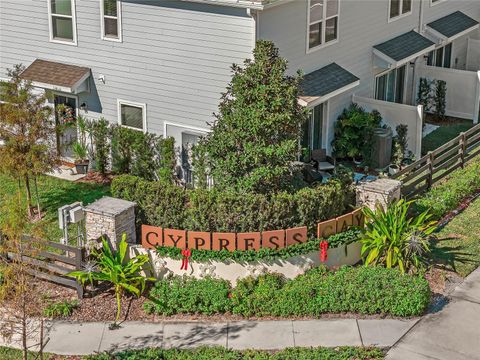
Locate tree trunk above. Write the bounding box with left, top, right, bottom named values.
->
left=33, top=177, right=41, bottom=218
left=22, top=292, right=27, bottom=360
left=24, top=175, right=33, bottom=218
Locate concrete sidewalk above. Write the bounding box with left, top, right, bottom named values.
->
left=1, top=318, right=417, bottom=355
left=387, top=268, right=480, bottom=360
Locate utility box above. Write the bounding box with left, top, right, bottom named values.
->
left=371, top=128, right=392, bottom=169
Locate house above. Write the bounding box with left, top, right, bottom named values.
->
left=1, top=0, right=479, bottom=176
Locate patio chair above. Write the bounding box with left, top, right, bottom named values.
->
left=311, top=149, right=335, bottom=172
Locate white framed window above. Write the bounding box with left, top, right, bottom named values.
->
left=426, top=43, right=452, bottom=68
left=100, top=0, right=122, bottom=41
left=389, top=0, right=412, bottom=21
left=117, top=100, right=147, bottom=131
left=431, top=0, right=446, bottom=5
left=307, top=0, right=339, bottom=52
left=48, top=0, right=77, bottom=45
left=374, top=65, right=407, bottom=104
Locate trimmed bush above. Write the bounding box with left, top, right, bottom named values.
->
left=144, top=276, right=231, bottom=316
left=87, top=346, right=385, bottom=360
left=111, top=175, right=355, bottom=237
left=144, top=267, right=430, bottom=318
left=415, top=158, right=480, bottom=219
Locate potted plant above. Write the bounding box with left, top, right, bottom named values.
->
left=72, top=142, right=89, bottom=174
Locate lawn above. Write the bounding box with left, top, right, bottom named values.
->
left=432, top=197, right=480, bottom=277
left=0, top=174, right=110, bottom=241
left=422, top=120, right=474, bottom=155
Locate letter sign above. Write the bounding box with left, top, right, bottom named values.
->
left=317, top=219, right=337, bottom=239
left=141, top=225, right=163, bottom=249
left=187, top=231, right=211, bottom=250
left=163, top=229, right=187, bottom=249
left=212, top=232, right=236, bottom=252
left=286, top=226, right=308, bottom=247
left=237, top=232, right=261, bottom=251
left=261, top=230, right=285, bottom=249
left=336, top=213, right=353, bottom=233
left=352, top=208, right=365, bottom=228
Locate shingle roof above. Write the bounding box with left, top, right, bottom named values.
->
left=373, top=31, right=435, bottom=62
left=427, top=11, right=479, bottom=39
left=300, top=63, right=359, bottom=103
left=20, top=59, right=90, bottom=88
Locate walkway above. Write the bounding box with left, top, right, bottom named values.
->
left=0, top=318, right=417, bottom=356
left=387, top=267, right=480, bottom=360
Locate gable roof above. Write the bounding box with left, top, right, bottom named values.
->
left=427, top=11, right=479, bottom=40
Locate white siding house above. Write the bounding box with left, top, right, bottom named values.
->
left=1, top=0, right=480, bottom=165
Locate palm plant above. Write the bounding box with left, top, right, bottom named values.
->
left=361, top=199, right=437, bottom=274
left=67, top=234, right=154, bottom=326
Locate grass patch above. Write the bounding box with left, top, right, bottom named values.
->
left=87, top=346, right=385, bottom=360
left=0, top=347, right=54, bottom=360
left=0, top=174, right=110, bottom=241
left=432, top=197, right=480, bottom=277
left=422, top=120, right=474, bottom=155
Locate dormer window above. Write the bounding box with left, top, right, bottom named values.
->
left=307, top=0, right=339, bottom=51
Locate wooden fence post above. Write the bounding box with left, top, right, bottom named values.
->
left=427, top=151, right=434, bottom=189
left=459, top=132, right=467, bottom=168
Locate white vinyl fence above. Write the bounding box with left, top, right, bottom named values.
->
left=352, top=95, right=423, bottom=160
left=416, top=65, right=480, bottom=123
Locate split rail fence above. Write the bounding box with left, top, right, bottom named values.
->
left=392, top=122, right=480, bottom=198
left=1, top=235, right=86, bottom=298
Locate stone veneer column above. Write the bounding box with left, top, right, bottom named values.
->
left=356, top=178, right=402, bottom=211
left=84, top=197, right=136, bottom=249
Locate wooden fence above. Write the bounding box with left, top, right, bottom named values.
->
left=3, top=235, right=86, bottom=298
left=392, top=122, right=480, bottom=198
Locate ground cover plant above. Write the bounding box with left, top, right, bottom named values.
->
left=414, top=157, right=480, bottom=220
left=112, top=175, right=354, bottom=238
left=43, top=299, right=79, bottom=318
left=0, top=173, right=110, bottom=241
left=144, top=266, right=430, bottom=318
left=88, top=347, right=385, bottom=360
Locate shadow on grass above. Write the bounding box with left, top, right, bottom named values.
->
left=429, top=236, right=476, bottom=274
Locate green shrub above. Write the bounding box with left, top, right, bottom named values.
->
left=86, top=346, right=385, bottom=360
left=43, top=299, right=79, bottom=318
left=144, top=276, right=231, bottom=316
left=415, top=158, right=480, bottom=219
left=145, top=266, right=430, bottom=318
left=91, top=118, right=111, bottom=175
left=112, top=175, right=354, bottom=237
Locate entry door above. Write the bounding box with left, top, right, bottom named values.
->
left=302, top=103, right=324, bottom=151
left=54, top=95, right=77, bottom=158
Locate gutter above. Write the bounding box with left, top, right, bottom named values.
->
left=178, top=0, right=288, bottom=10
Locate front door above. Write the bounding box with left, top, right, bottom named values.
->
left=302, top=103, right=324, bottom=152
left=54, top=95, right=77, bottom=159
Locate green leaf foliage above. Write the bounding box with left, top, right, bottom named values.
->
left=87, top=346, right=385, bottom=360
left=154, top=230, right=361, bottom=262
left=193, top=40, right=310, bottom=193
left=414, top=157, right=480, bottom=219
left=111, top=175, right=355, bottom=238
left=43, top=299, right=79, bottom=318
left=144, top=266, right=430, bottom=318
left=361, top=200, right=437, bottom=274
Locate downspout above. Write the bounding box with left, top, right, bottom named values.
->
left=411, top=0, right=425, bottom=104
left=247, top=8, right=258, bottom=49
left=418, top=0, right=424, bottom=33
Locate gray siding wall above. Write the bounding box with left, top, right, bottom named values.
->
left=0, top=0, right=254, bottom=134
left=258, top=0, right=480, bottom=153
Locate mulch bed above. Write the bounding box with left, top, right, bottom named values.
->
left=76, top=171, right=114, bottom=185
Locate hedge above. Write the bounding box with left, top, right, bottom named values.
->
left=144, top=266, right=430, bottom=318
left=87, top=346, right=385, bottom=360
left=154, top=229, right=361, bottom=262
left=111, top=175, right=355, bottom=237
left=415, top=157, right=480, bottom=219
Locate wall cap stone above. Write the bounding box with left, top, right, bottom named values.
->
left=356, top=178, right=401, bottom=195
left=84, top=196, right=136, bottom=217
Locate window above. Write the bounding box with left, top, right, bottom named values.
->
left=117, top=100, right=146, bottom=131
left=389, top=0, right=411, bottom=20
left=375, top=65, right=406, bottom=104
left=301, top=104, right=324, bottom=151
left=426, top=43, right=452, bottom=68
left=308, top=0, right=339, bottom=51
left=101, top=0, right=122, bottom=41
left=48, top=0, right=77, bottom=44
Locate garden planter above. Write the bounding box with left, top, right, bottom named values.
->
left=388, top=164, right=399, bottom=176
left=75, top=161, right=89, bottom=174
left=132, top=241, right=363, bottom=286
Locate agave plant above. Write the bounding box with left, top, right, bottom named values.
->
left=68, top=234, right=154, bottom=325
left=361, top=199, right=437, bottom=274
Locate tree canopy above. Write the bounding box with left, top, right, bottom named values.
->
left=194, top=40, right=309, bottom=193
